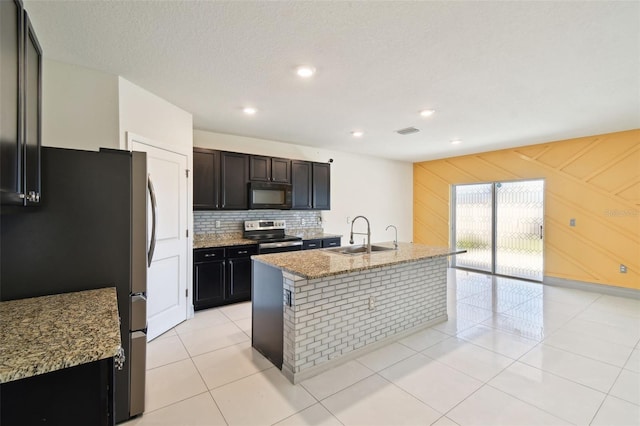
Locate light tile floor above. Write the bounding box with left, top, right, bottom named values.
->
left=124, top=269, right=640, bottom=426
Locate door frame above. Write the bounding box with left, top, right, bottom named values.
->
left=450, top=178, right=546, bottom=281
left=125, top=132, right=194, bottom=320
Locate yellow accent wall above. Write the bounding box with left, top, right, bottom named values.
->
left=414, top=129, right=640, bottom=290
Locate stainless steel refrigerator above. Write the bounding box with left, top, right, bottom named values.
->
left=1, top=146, right=148, bottom=423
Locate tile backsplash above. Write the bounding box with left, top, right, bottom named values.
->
left=194, top=210, right=323, bottom=235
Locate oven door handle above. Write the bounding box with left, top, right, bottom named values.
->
left=259, top=241, right=303, bottom=250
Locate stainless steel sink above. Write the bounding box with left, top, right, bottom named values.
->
left=324, top=244, right=396, bottom=255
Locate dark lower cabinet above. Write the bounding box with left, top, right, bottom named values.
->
left=322, top=237, right=341, bottom=248
left=303, top=237, right=341, bottom=250
left=225, top=245, right=257, bottom=301
left=1, top=358, right=114, bottom=426
left=193, top=248, right=225, bottom=310
left=227, top=257, right=252, bottom=300
left=302, top=239, right=322, bottom=250
left=193, top=244, right=257, bottom=310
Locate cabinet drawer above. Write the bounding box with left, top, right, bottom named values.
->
left=322, top=238, right=341, bottom=248
left=194, top=248, right=225, bottom=262
left=226, top=245, right=258, bottom=258
left=303, top=239, right=322, bottom=250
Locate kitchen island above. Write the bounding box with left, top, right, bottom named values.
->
left=251, top=242, right=464, bottom=383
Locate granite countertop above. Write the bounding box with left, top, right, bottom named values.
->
left=193, top=233, right=256, bottom=249
left=193, top=232, right=343, bottom=249
left=0, top=287, right=121, bottom=384
left=252, top=242, right=465, bottom=279
left=294, top=231, right=343, bottom=240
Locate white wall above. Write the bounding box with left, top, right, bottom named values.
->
left=42, top=59, right=119, bottom=150
left=117, top=78, right=193, bottom=153
left=194, top=130, right=414, bottom=243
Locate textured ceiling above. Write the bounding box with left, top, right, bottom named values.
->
left=23, top=1, right=640, bottom=162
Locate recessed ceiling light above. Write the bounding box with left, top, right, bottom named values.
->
left=351, top=131, right=364, bottom=138
left=451, top=139, right=462, bottom=145
left=420, top=109, right=435, bottom=117
left=296, top=66, right=316, bottom=78
left=243, top=107, right=257, bottom=115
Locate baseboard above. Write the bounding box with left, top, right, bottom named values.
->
left=543, top=276, right=640, bottom=300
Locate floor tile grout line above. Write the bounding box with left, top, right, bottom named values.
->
left=205, top=391, right=230, bottom=426
left=372, top=370, right=448, bottom=418
left=482, top=382, right=584, bottom=425
left=141, top=389, right=212, bottom=416
left=205, top=365, right=277, bottom=392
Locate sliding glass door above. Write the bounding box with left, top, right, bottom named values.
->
left=452, top=179, right=544, bottom=281
left=453, top=183, right=493, bottom=272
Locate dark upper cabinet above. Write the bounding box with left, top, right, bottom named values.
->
left=220, top=151, right=249, bottom=209
left=193, top=148, right=219, bottom=210
left=249, top=155, right=270, bottom=182
left=291, top=160, right=312, bottom=209
left=192, top=149, right=329, bottom=210
left=292, top=160, right=331, bottom=210
left=250, top=155, right=291, bottom=184
left=23, top=12, right=42, bottom=206
left=1, top=0, right=22, bottom=205
left=312, top=162, right=331, bottom=210
left=271, top=157, right=291, bottom=183
left=0, top=0, right=42, bottom=205
left=1, top=0, right=42, bottom=206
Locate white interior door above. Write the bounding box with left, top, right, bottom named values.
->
left=130, top=136, right=189, bottom=340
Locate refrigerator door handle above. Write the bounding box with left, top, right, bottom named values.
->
left=147, top=174, right=157, bottom=267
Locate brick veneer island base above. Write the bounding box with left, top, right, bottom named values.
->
left=251, top=242, right=464, bottom=383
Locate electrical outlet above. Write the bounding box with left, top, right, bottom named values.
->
left=368, top=296, right=375, bottom=310
left=620, top=264, right=627, bottom=273
left=569, top=218, right=576, bottom=227
left=215, top=220, right=221, bottom=228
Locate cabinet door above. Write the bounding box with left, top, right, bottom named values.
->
left=303, top=239, right=322, bottom=250
left=23, top=13, right=41, bottom=206
left=291, top=160, right=312, bottom=209
left=220, top=152, right=249, bottom=209
left=0, top=0, right=23, bottom=205
left=193, top=260, right=225, bottom=310
left=312, top=162, right=330, bottom=210
left=322, top=237, right=341, bottom=248
left=193, top=148, right=219, bottom=210
left=249, top=155, right=270, bottom=182
left=226, top=257, right=252, bottom=301
left=271, top=158, right=291, bottom=183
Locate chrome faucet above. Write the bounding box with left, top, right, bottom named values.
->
left=350, top=216, right=371, bottom=254
left=386, top=225, right=398, bottom=250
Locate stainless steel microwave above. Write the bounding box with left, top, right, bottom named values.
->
left=248, top=182, right=292, bottom=209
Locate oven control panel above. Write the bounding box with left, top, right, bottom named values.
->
left=244, top=220, right=286, bottom=231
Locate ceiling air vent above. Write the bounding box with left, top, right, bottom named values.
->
left=396, top=127, right=420, bottom=135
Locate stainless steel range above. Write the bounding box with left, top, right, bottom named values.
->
left=243, top=220, right=303, bottom=254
